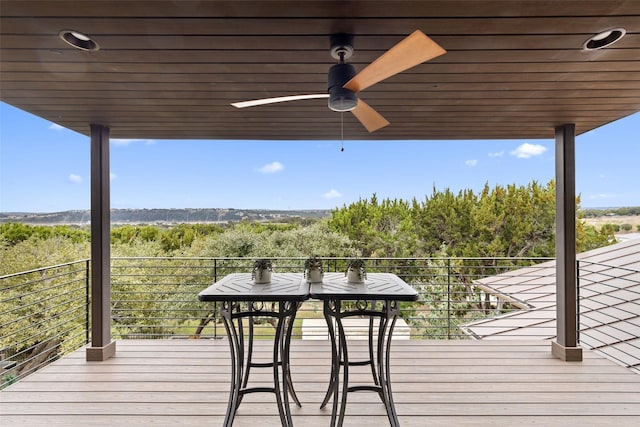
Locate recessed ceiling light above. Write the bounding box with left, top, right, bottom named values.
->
left=59, top=29, right=99, bottom=51
left=583, top=28, right=626, bottom=50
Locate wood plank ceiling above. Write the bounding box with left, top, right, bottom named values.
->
left=1, top=1, right=639, bottom=140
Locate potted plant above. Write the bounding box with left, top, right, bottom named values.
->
left=252, top=258, right=272, bottom=284
left=345, top=257, right=366, bottom=283
left=304, top=256, right=324, bottom=284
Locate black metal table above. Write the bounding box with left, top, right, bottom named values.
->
left=309, top=273, right=419, bottom=427
left=198, top=273, right=309, bottom=427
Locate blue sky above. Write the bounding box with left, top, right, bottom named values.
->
left=1, top=101, right=638, bottom=213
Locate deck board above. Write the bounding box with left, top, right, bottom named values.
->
left=2, top=340, right=640, bottom=426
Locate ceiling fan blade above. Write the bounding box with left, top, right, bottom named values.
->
left=231, top=94, right=329, bottom=108
left=344, top=30, right=446, bottom=93
left=351, top=99, right=390, bottom=133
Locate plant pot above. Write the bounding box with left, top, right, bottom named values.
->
left=306, top=268, right=323, bottom=284
left=253, top=269, right=272, bottom=284
left=346, top=267, right=365, bottom=284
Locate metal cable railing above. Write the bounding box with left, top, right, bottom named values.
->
left=6, top=255, right=637, bottom=388
left=0, top=260, right=90, bottom=389
left=108, top=256, right=552, bottom=341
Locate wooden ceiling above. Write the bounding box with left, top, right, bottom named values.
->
left=1, top=1, right=639, bottom=140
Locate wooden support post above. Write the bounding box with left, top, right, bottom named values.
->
left=552, top=124, right=582, bottom=362
left=86, top=124, right=116, bottom=361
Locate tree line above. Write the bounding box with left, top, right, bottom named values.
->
left=582, top=206, right=640, bottom=217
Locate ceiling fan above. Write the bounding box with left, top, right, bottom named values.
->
left=231, top=30, right=446, bottom=133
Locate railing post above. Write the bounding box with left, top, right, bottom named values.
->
left=447, top=258, right=452, bottom=339
left=213, top=258, right=218, bottom=338
left=576, top=260, right=581, bottom=344
left=85, top=259, right=91, bottom=345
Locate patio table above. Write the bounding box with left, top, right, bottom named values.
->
left=198, top=273, right=309, bottom=427
left=309, top=272, right=419, bottom=427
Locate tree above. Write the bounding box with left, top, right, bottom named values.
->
left=466, top=181, right=556, bottom=259
left=328, top=194, right=415, bottom=257
left=411, top=187, right=476, bottom=256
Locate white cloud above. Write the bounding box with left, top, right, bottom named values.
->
left=68, top=174, right=83, bottom=184
left=323, top=189, right=342, bottom=199
left=587, top=193, right=616, bottom=200
left=488, top=150, right=504, bottom=157
left=49, top=123, right=65, bottom=131
left=257, top=161, right=284, bottom=174
left=510, top=143, right=547, bottom=159
left=111, top=138, right=155, bottom=146
left=110, top=172, right=117, bottom=181
left=465, top=159, right=478, bottom=167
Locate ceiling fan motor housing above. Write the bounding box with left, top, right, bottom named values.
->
left=328, top=62, right=358, bottom=112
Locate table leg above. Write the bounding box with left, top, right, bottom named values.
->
left=283, top=303, right=302, bottom=407
left=382, top=314, right=400, bottom=427
left=272, top=307, right=289, bottom=427
left=277, top=300, right=301, bottom=426
left=221, top=302, right=243, bottom=427
left=375, top=312, right=397, bottom=427
left=241, top=306, right=254, bottom=391
left=335, top=315, right=350, bottom=427
left=320, top=310, right=338, bottom=410
left=368, top=315, right=380, bottom=387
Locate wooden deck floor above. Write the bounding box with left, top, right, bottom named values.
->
left=2, top=339, right=640, bottom=426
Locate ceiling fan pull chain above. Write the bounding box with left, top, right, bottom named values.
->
left=341, top=112, right=345, bottom=152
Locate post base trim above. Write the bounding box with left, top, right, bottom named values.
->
left=551, top=340, right=583, bottom=361
left=86, top=341, right=116, bottom=361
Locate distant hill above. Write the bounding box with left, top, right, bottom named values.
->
left=0, top=208, right=331, bottom=225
